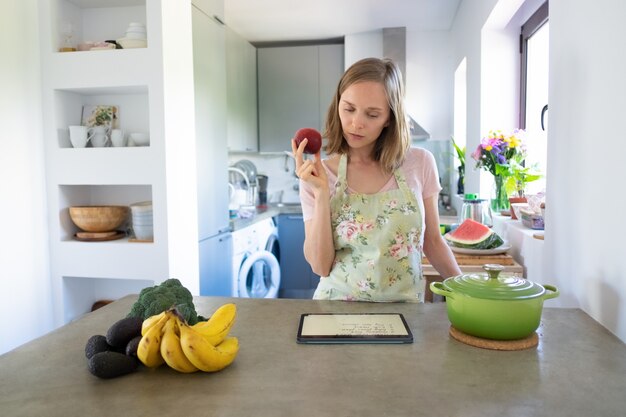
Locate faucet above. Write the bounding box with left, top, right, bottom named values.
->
left=228, top=167, right=250, bottom=188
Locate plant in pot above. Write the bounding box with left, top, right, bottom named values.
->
left=451, top=136, right=465, bottom=195
left=505, top=155, right=542, bottom=219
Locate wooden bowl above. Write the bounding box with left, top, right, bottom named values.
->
left=69, top=206, right=129, bottom=233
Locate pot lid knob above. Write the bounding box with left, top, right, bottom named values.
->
left=483, top=264, right=505, bottom=279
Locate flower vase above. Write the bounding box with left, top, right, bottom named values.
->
left=490, top=175, right=510, bottom=213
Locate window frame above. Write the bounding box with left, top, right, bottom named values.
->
left=519, top=1, right=549, bottom=129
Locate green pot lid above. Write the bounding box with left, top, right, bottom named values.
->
left=443, top=264, right=546, bottom=300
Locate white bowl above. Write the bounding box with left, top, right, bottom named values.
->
left=132, top=220, right=153, bottom=228
left=133, top=224, right=153, bottom=240
left=130, top=201, right=153, bottom=213
left=124, top=32, right=147, bottom=40
left=117, top=38, right=147, bottom=49
left=129, top=132, right=150, bottom=146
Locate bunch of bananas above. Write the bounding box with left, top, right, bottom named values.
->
left=137, top=303, right=239, bottom=373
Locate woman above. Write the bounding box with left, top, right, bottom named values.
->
left=292, top=57, right=461, bottom=302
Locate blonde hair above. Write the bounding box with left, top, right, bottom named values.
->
left=323, top=57, right=411, bottom=173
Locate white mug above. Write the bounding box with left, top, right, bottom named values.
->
left=68, top=125, right=93, bottom=148
left=110, top=129, right=126, bottom=147
left=89, top=126, right=109, bottom=147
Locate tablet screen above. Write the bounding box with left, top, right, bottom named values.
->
left=297, top=313, right=413, bottom=344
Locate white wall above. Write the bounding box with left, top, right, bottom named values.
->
left=546, top=0, right=626, bottom=339
left=0, top=0, right=55, bottom=354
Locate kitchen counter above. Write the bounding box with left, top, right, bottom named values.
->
left=1, top=296, right=625, bottom=417
left=230, top=202, right=302, bottom=231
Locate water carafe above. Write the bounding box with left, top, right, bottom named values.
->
left=459, top=193, right=493, bottom=227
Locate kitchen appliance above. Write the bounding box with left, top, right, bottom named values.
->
left=232, top=218, right=281, bottom=298
left=430, top=264, right=559, bottom=340
left=257, top=174, right=268, bottom=206
left=459, top=193, right=493, bottom=227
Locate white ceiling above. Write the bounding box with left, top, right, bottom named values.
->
left=224, top=0, right=463, bottom=43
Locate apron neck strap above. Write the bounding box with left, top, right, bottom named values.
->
left=337, top=154, right=410, bottom=193
left=336, top=154, right=349, bottom=192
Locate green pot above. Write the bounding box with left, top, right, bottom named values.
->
left=430, top=264, right=559, bottom=340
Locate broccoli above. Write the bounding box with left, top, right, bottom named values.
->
left=127, top=278, right=205, bottom=324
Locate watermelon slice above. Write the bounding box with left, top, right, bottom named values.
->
left=445, top=219, right=504, bottom=249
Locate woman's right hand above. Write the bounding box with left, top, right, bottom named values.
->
left=291, top=138, right=329, bottom=197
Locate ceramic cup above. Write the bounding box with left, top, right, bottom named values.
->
left=110, top=129, right=126, bottom=147
left=68, top=125, right=93, bottom=148
left=89, top=126, right=109, bottom=147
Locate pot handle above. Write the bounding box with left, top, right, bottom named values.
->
left=430, top=282, right=453, bottom=299
left=543, top=284, right=559, bottom=300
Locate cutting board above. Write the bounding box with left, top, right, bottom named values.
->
left=423, top=253, right=515, bottom=266
left=452, top=253, right=516, bottom=266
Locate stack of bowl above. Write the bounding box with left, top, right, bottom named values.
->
left=117, top=22, right=147, bottom=49
left=130, top=201, right=153, bottom=240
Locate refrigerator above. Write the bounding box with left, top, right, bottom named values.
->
left=193, top=7, right=232, bottom=296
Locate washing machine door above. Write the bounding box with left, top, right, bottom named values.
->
left=238, top=250, right=280, bottom=298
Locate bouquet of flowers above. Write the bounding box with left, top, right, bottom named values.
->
left=471, top=129, right=524, bottom=178
left=472, top=129, right=541, bottom=210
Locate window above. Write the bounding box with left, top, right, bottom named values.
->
left=520, top=1, right=549, bottom=194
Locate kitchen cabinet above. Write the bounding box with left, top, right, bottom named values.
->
left=226, top=27, right=258, bottom=152
left=276, top=213, right=320, bottom=298
left=257, top=44, right=344, bottom=152
left=39, top=0, right=200, bottom=325
left=199, top=232, right=232, bottom=296
left=193, top=3, right=232, bottom=297
left=191, top=0, right=224, bottom=21
left=192, top=5, right=229, bottom=240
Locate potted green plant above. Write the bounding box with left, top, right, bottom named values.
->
left=451, top=136, right=465, bottom=195
left=505, top=156, right=542, bottom=219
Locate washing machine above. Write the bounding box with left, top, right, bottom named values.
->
left=231, top=218, right=281, bottom=298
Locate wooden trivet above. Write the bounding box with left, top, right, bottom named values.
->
left=449, top=326, right=538, bottom=351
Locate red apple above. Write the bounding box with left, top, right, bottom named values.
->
left=294, top=128, right=322, bottom=154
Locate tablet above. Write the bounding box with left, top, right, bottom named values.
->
left=297, top=313, right=413, bottom=344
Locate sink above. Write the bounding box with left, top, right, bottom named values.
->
left=276, top=202, right=301, bottom=208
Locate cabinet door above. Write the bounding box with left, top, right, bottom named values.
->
left=193, top=8, right=229, bottom=239
left=199, top=233, right=233, bottom=296
left=276, top=214, right=319, bottom=298
left=192, top=0, right=224, bottom=21
left=258, top=46, right=319, bottom=152
left=226, top=28, right=258, bottom=152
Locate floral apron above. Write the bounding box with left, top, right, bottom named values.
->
left=313, top=154, right=425, bottom=302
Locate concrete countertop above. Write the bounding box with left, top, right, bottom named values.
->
left=1, top=295, right=625, bottom=417
left=231, top=207, right=454, bottom=232
left=230, top=203, right=302, bottom=231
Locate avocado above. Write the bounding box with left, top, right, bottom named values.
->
left=88, top=351, right=138, bottom=379
left=85, top=335, right=113, bottom=359
left=125, top=335, right=142, bottom=357
left=106, top=316, right=143, bottom=348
